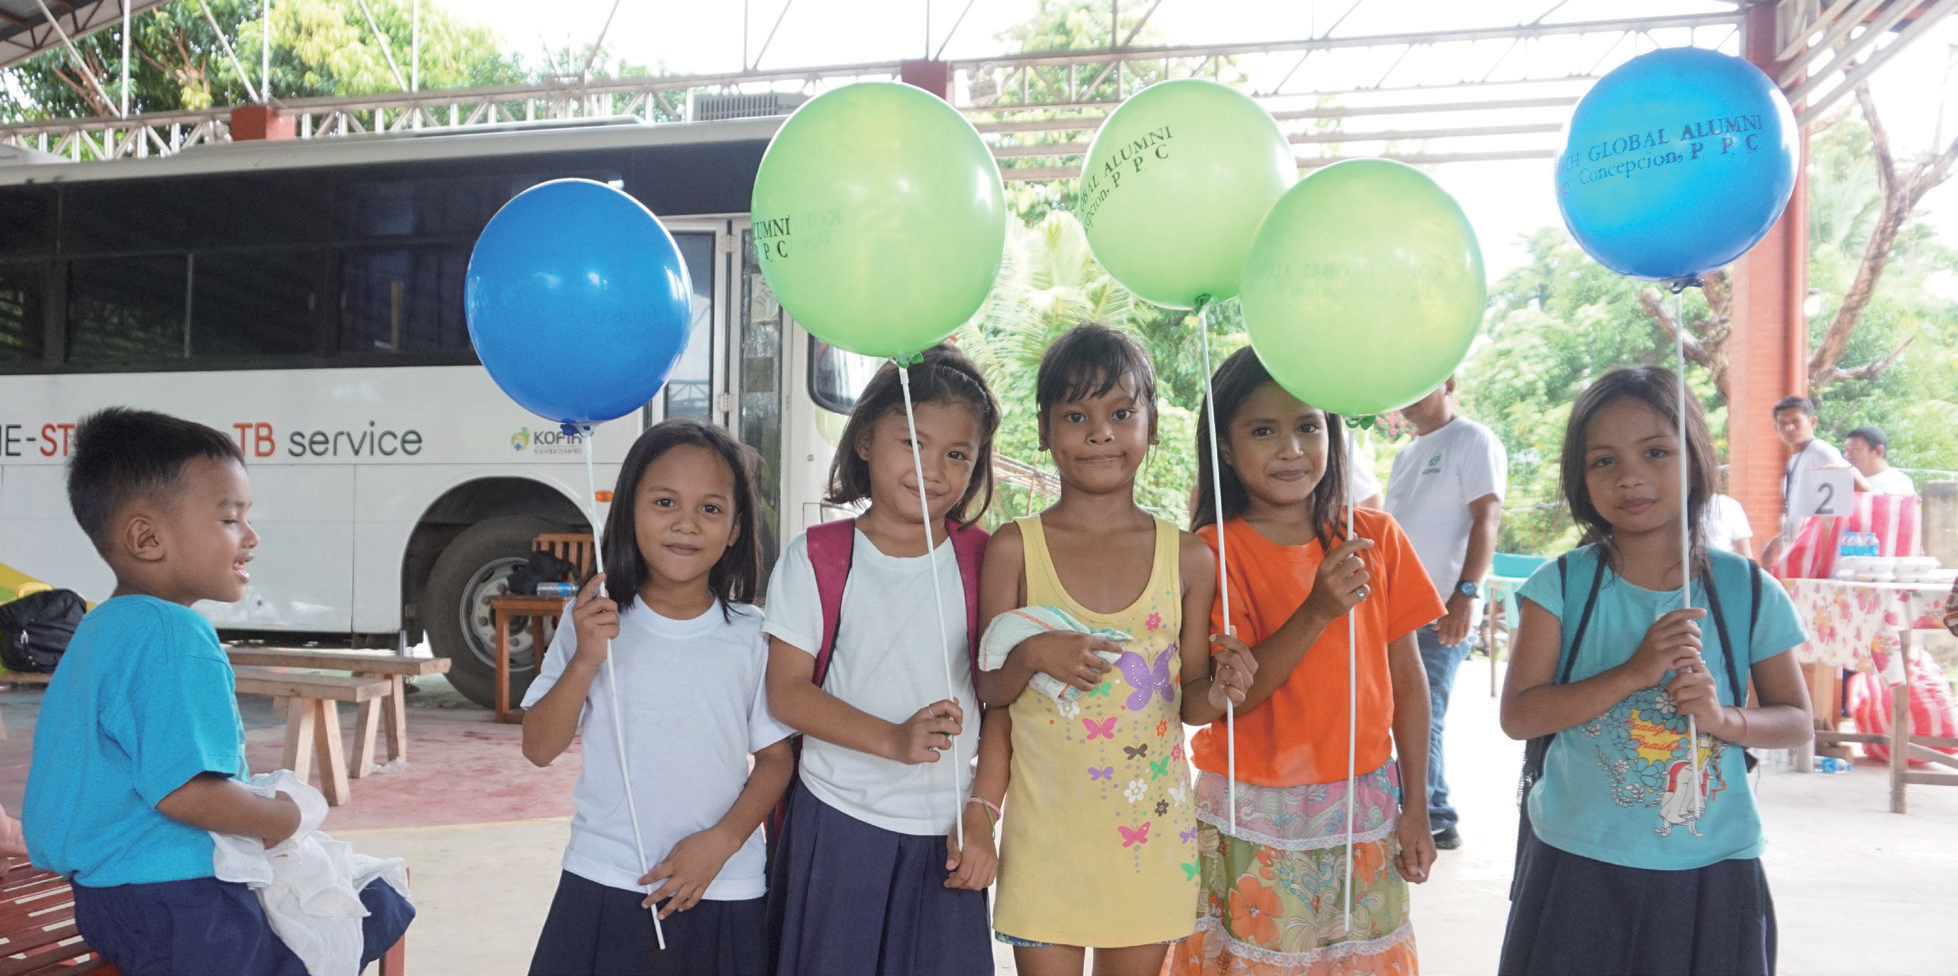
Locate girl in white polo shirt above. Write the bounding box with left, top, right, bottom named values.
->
left=521, top=418, right=793, bottom=976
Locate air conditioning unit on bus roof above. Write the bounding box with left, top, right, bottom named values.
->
left=685, top=91, right=809, bottom=122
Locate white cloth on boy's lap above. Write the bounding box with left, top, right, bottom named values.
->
left=210, top=770, right=411, bottom=976
left=977, top=605, right=1129, bottom=706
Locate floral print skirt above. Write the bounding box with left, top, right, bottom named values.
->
left=1170, top=766, right=1417, bottom=976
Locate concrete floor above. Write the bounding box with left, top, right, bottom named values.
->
left=4, top=659, right=1956, bottom=975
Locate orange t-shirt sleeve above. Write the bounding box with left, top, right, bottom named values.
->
left=1372, top=511, right=1447, bottom=642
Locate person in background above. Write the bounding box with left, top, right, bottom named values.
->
left=1761, top=395, right=1868, bottom=570
left=1384, top=376, right=1506, bottom=852
left=1706, top=466, right=1755, bottom=560
left=1844, top=427, right=1918, bottom=497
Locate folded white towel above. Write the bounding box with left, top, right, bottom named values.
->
left=211, top=771, right=411, bottom=976
left=978, top=606, right=1130, bottom=705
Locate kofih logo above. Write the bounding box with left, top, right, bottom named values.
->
left=512, top=426, right=584, bottom=456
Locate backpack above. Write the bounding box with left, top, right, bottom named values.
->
left=805, top=517, right=989, bottom=686
left=1511, top=547, right=1762, bottom=897
left=0, top=589, right=87, bottom=673
left=764, top=518, right=987, bottom=824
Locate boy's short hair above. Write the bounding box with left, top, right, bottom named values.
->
left=1846, top=426, right=1889, bottom=454
left=1772, top=395, right=1815, bottom=418
left=68, top=407, right=245, bottom=554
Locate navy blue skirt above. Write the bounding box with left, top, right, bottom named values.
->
left=528, top=870, right=767, bottom=976
left=71, top=874, right=413, bottom=976
left=1501, top=831, right=1777, bottom=976
left=767, top=780, right=991, bottom=976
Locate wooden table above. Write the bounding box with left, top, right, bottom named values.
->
left=489, top=594, right=571, bottom=723
left=225, top=649, right=451, bottom=777
left=1783, top=578, right=1958, bottom=813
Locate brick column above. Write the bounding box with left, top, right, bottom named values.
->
left=1731, top=4, right=1809, bottom=552
left=901, top=60, right=952, bottom=100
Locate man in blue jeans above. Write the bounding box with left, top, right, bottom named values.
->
left=1385, top=378, right=1506, bottom=850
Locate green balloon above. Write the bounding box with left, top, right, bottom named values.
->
left=1241, top=159, right=1485, bottom=418
left=1079, top=79, right=1293, bottom=309
left=751, top=82, right=1006, bottom=359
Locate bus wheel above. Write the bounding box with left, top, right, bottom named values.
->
left=425, top=515, right=557, bottom=710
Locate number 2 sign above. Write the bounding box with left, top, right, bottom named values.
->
left=1791, top=466, right=1856, bottom=519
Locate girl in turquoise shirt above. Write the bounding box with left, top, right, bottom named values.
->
left=1497, top=366, right=1813, bottom=976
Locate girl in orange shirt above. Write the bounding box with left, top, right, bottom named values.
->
left=1173, top=347, right=1444, bottom=976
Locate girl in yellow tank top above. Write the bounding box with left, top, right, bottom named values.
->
left=975, top=326, right=1255, bottom=975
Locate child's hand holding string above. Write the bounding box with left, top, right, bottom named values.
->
left=890, top=699, right=964, bottom=764
left=1206, top=632, right=1258, bottom=711
left=1625, top=608, right=1705, bottom=688
left=944, top=805, right=998, bottom=891
left=1298, top=538, right=1375, bottom=625
left=1667, top=662, right=1725, bottom=732
left=569, top=574, right=618, bottom=668
left=639, top=826, right=740, bottom=918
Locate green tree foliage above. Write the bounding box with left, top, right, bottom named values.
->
left=1, top=0, right=522, bottom=121
left=958, top=210, right=1228, bottom=525
left=1458, top=118, right=1958, bottom=556
left=1802, top=118, right=1958, bottom=480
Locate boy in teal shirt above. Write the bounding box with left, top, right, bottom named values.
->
left=23, top=408, right=412, bottom=974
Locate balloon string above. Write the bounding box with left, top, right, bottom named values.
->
left=581, top=428, right=666, bottom=951
left=898, top=361, right=965, bottom=842
left=1344, top=426, right=1358, bottom=935
left=1675, top=288, right=1702, bottom=817
left=1196, top=298, right=1236, bottom=837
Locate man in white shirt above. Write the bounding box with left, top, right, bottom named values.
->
left=1384, top=377, right=1505, bottom=852
left=1762, top=395, right=1869, bottom=569
left=1844, top=426, right=1918, bottom=497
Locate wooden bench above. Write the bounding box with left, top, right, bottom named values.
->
left=0, top=859, right=407, bottom=975
left=226, top=650, right=451, bottom=779
left=231, top=667, right=390, bottom=807
left=0, top=861, right=116, bottom=975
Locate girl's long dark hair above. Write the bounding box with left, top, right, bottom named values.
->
left=1191, top=346, right=1348, bottom=552
left=1559, top=365, right=1716, bottom=575
left=602, top=418, right=764, bottom=620
left=826, top=342, right=1001, bottom=527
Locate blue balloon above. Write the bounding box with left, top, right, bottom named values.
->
left=466, top=179, right=692, bottom=426
left=1556, top=47, right=1798, bottom=282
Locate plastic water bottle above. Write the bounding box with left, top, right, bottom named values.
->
left=534, top=582, right=578, bottom=598
left=1813, top=756, right=1853, bottom=774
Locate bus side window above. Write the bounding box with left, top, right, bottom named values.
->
left=0, top=263, right=46, bottom=366
left=340, top=247, right=472, bottom=354
left=190, top=249, right=322, bottom=359
left=67, top=256, right=188, bottom=365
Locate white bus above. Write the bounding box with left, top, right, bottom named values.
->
left=0, top=115, right=879, bottom=708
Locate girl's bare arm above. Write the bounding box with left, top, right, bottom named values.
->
left=1720, top=650, right=1813, bottom=748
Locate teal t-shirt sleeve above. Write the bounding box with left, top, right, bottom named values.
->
left=1516, top=555, right=1569, bottom=618
left=125, top=650, right=244, bottom=808
left=1747, top=566, right=1809, bottom=664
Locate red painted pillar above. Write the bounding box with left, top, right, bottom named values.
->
left=901, top=60, right=952, bottom=100
left=1731, top=5, right=1809, bottom=551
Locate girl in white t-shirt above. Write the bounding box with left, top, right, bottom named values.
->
left=522, top=418, right=794, bottom=976
left=763, top=344, right=1007, bottom=976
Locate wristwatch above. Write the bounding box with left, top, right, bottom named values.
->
left=1455, top=580, right=1481, bottom=599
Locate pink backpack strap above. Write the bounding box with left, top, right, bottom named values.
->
left=807, top=517, right=989, bottom=691
left=806, top=518, right=857, bottom=687
left=948, top=522, right=990, bottom=682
